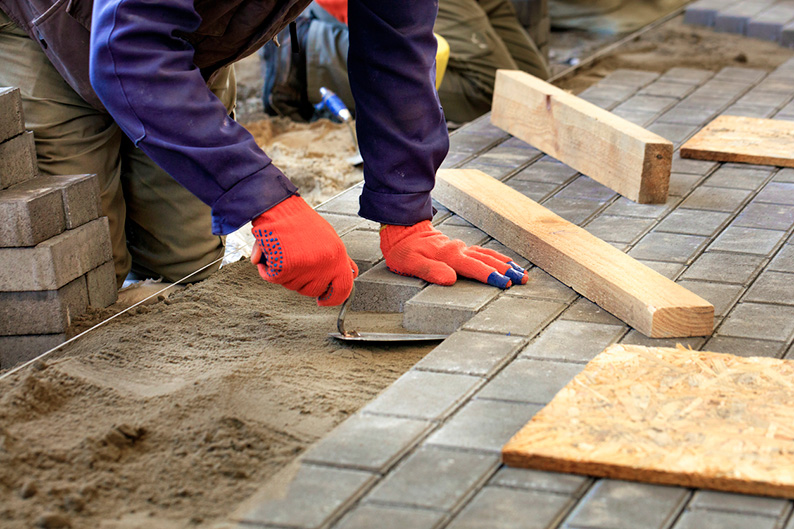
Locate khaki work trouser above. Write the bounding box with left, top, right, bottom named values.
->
left=0, top=10, right=231, bottom=286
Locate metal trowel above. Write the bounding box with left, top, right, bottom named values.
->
left=328, top=284, right=448, bottom=342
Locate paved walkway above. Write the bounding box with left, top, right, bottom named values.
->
left=237, top=59, right=794, bottom=529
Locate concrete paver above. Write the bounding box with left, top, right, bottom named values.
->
left=521, top=320, right=627, bottom=363
left=681, top=251, right=765, bottom=284
left=462, top=296, right=566, bottom=337
left=332, top=504, right=446, bottom=529
left=707, top=225, right=786, bottom=255
left=476, top=358, right=584, bottom=404
left=672, top=510, right=778, bottom=529
left=490, top=467, right=590, bottom=496
left=702, top=335, right=787, bottom=358
left=719, top=302, right=794, bottom=341
left=655, top=208, right=730, bottom=236
left=413, top=330, right=525, bottom=377
left=689, top=490, right=789, bottom=517
left=447, top=486, right=573, bottom=529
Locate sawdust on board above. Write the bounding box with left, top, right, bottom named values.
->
left=0, top=262, right=432, bottom=529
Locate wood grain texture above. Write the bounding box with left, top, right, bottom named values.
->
left=434, top=169, right=713, bottom=338
left=503, top=344, right=794, bottom=498
left=491, top=70, right=673, bottom=204
left=681, top=115, right=794, bottom=167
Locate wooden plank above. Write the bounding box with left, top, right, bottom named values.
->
left=503, top=344, right=794, bottom=498
left=434, top=169, right=713, bottom=338
left=490, top=70, right=673, bottom=204
left=681, top=115, right=794, bottom=167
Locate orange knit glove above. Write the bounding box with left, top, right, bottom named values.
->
left=251, top=196, right=358, bottom=306
left=380, top=221, right=528, bottom=288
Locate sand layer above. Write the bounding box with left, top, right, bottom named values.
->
left=0, top=262, right=432, bottom=528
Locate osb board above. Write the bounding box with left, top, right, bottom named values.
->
left=681, top=115, right=794, bottom=167
left=503, top=344, right=794, bottom=498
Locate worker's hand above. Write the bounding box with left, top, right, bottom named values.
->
left=380, top=221, right=528, bottom=288
left=251, top=196, right=358, bottom=306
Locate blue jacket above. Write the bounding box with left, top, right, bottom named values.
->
left=1, top=0, right=449, bottom=234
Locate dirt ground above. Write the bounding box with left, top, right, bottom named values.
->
left=2, top=14, right=794, bottom=529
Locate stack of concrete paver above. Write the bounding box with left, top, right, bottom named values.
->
left=685, top=0, right=794, bottom=47
left=0, top=87, right=116, bottom=370
left=238, top=59, right=794, bottom=529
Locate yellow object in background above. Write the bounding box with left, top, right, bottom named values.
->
left=434, top=33, right=450, bottom=89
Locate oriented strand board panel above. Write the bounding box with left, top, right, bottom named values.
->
left=681, top=115, right=794, bottom=167
left=434, top=169, right=713, bottom=338
left=503, top=344, right=794, bottom=498
left=491, top=70, right=673, bottom=204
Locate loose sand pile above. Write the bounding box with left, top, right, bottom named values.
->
left=0, top=262, right=432, bottom=528
left=2, top=14, right=794, bottom=529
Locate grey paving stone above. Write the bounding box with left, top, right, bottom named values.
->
left=628, top=231, right=708, bottom=264
left=564, top=479, right=688, bottom=529
left=362, top=370, right=482, bottom=420
left=579, top=95, right=619, bottom=110
left=477, top=358, right=583, bottom=404
left=513, top=160, right=579, bottom=185
left=735, top=201, right=794, bottom=231
left=447, top=486, right=572, bottom=529
left=713, top=66, right=769, bottom=85
left=240, top=464, right=376, bottom=529
left=332, top=504, right=446, bottom=529
left=747, top=5, right=794, bottom=42
left=583, top=215, right=653, bottom=244
left=560, top=297, right=623, bottom=325
left=577, top=84, right=638, bottom=106
left=667, top=173, right=703, bottom=197
left=680, top=186, right=753, bottom=212
left=604, top=195, right=680, bottom=219
left=736, top=87, right=794, bottom=108
left=404, top=280, right=500, bottom=335
left=414, top=330, right=525, bottom=377
left=720, top=103, right=778, bottom=118
left=43, top=174, right=101, bottom=229
left=490, top=467, right=589, bottom=495
left=639, top=81, right=696, bottom=99
left=647, top=122, right=702, bottom=147
left=340, top=229, right=382, bottom=273
left=674, top=280, right=744, bottom=317
left=481, top=239, right=531, bottom=269
left=769, top=243, right=794, bottom=272
left=719, top=302, right=794, bottom=341
left=0, top=184, right=65, bottom=247
left=463, top=296, right=566, bottom=337
left=506, top=268, right=577, bottom=303
left=556, top=176, right=617, bottom=202
left=616, top=94, right=678, bottom=114
left=755, top=77, right=794, bottom=95
left=0, top=87, right=24, bottom=147
left=302, top=413, right=432, bottom=474
left=655, top=209, right=730, bottom=236
left=462, top=116, right=511, bottom=137
left=657, top=67, right=715, bottom=85
left=437, top=223, right=490, bottom=247
left=599, top=69, right=660, bottom=88
left=671, top=152, right=719, bottom=175
left=440, top=151, right=470, bottom=169
left=0, top=275, right=87, bottom=335
left=477, top=151, right=539, bottom=169
left=756, top=182, right=794, bottom=205
left=688, top=490, right=788, bottom=517
left=317, top=186, right=362, bottom=215
left=0, top=131, right=38, bottom=190
left=460, top=159, right=514, bottom=180
left=321, top=212, right=365, bottom=236
left=351, top=261, right=427, bottom=312
left=782, top=21, right=794, bottom=48
left=504, top=177, right=560, bottom=202
left=522, top=320, right=627, bottom=363
left=541, top=196, right=604, bottom=226
left=487, top=137, right=543, bottom=158
left=703, top=335, right=787, bottom=358
left=637, top=259, right=686, bottom=279
left=448, top=131, right=503, bottom=154
left=702, top=165, right=773, bottom=190
left=0, top=334, right=66, bottom=369
left=0, top=217, right=112, bottom=291
left=684, top=2, right=722, bottom=26
left=443, top=214, right=475, bottom=227
left=707, top=226, right=786, bottom=255
left=426, top=398, right=542, bottom=453
left=620, top=330, right=707, bottom=349
left=774, top=168, right=794, bottom=183
left=611, top=108, right=659, bottom=127
left=745, top=270, right=794, bottom=305
left=672, top=510, right=777, bottom=529
left=681, top=251, right=765, bottom=284
left=85, top=260, right=118, bottom=308
left=366, top=446, right=499, bottom=511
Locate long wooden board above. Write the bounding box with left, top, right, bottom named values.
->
left=503, top=344, right=794, bottom=498
left=681, top=115, right=794, bottom=167
left=490, top=70, right=673, bottom=204
left=434, top=169, right=713, bottom=338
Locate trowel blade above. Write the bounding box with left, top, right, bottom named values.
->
left=328, top=332, right=448, bottom=342
left=346, top=152, right=364, bottom=166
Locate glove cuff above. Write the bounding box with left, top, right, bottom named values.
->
left=252, top=195, right=312, bottom=229
left=380, top=220, right=436, bottom=256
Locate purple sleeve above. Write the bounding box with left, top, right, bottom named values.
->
left=89, top=0, right=298, bottom=235
left=348, top=0, right=450, bottom=226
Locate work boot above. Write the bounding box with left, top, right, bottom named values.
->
left=261, top=17, right=314, bottom=122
